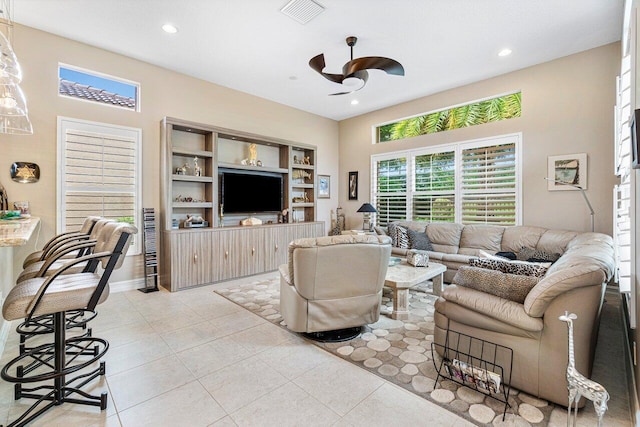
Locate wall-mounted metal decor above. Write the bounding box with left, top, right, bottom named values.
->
left=10, top=162, right=40, bottom=183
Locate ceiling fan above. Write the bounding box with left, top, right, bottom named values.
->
left=309, top=36, right=404, bottom=96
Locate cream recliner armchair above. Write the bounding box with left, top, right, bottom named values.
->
left=279, top=234, right=391, bottom=339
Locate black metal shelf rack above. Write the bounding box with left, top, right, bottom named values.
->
left=139, top=207, right=159, bottom=293
left=431, top=329, right=513, bottom=420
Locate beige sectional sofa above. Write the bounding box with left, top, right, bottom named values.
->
left=379, top=221, right=615, bottom=406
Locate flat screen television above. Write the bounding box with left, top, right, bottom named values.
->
left=220, top=170, right=283, bottom=214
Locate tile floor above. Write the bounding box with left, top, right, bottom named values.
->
left=0, top=272, right=632, bottom=427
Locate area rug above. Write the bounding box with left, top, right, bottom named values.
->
left=216, top=277, right=554, bottom=426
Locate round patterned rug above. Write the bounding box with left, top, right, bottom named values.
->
left=216, top=277, right=554, bottom=426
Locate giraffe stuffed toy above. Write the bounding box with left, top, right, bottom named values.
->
left=559, top=311, right=609, bottom=427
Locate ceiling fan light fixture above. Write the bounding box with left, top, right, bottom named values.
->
left=309, top=35, right=404, bottom=96
left=342, top=76, right=361, bottom=87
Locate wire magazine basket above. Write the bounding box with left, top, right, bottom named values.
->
left=431, top=329, right=513, bottom=420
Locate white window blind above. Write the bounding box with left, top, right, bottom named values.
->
left=372, top=133, right=520, bottom=227
left=413, top=151, right=455, bottom=222
left=58, top=117, right=142, bottom=254
left=373, top=157, right=408, bottom=226
left=614, top=54, right=632, bottom=296
left=461, top=142, right=517, bottom=225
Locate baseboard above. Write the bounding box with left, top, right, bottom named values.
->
left=621, top=293, right=640, bottom=426
left=110, top=278, right=145, bottom=293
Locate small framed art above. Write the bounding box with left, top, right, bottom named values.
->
left=547, top=153, right=587, bottom=191
left=318, top=175, right=330, bottom=198
left=348, top=171, right=358, bottom=200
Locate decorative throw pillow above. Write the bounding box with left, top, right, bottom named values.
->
left=387, top=222, right=399, bottom=247
left=453, top=266, right=540, bottom=304
left=396, top=225, right=410, bottom=249
left=478, top=250, right=511, bottom=261
left=469, top=257, right=549, bottom=278
left=407, top=228, right=433, bottom=251
left=517, top=247, right=560, bottom=263
left=495, top=251, right=517, bottom=260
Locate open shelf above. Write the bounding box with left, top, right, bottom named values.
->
left=172, top=175, right=214, bottom=183
left=172, top=202, right=213, bottom=208
left=172, top=147, right=214, bottom=158
left=218, top=162, right=288, bottom=174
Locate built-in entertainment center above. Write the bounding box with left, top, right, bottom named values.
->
left=160, top=117, right=324, bottom=291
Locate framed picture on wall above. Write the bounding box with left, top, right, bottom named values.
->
left=318, top=175, right=330, bottom=198
left=547, top=153, right=587, bottom=191
left=348, top=171, right=358, bottom=200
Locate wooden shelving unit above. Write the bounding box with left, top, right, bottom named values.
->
left=159, top=117, right=322, bottom=291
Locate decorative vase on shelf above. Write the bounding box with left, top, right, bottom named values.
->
left=194, top=156, right=201, bottom=176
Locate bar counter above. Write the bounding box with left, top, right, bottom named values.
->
left=0, top=217, right=40, bottom=247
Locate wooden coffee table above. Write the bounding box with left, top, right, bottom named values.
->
left=384, top=261, right=447, bottom=320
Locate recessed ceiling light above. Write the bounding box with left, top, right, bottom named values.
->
left=498, top=48, right=512, bottom=57
left=162, top=23, right=178, bottom=34
left=351, top=99, right=359, bottom=105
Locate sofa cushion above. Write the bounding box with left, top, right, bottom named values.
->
left=470, top=257, right=549, bottom=278
left=440, top=285, right=544, bottom=332
left=453, top=266, right=540, bottom=304
left=524, top=264, right=607, bottom=317
left=426, top=222, right=464, bottom=254
left=407, top=228, right=433, bottom=251
left=501, top=226, right=547, bottom=253
left=536, top=229, right=578, bottom=255
left=458, top=225, right=505, bottom=256
left=374, top=226, right=387, bottom=236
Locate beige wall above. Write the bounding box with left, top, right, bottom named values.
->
left=1, top=24, right=339, bottom=284
left=338, top=43, right=620, bottom=234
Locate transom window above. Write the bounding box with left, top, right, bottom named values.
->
left=372, top=134, right=521, bottom=226
left=377, top=92, right=521, bottom=143
left=58, top=64, right=140, bottom=111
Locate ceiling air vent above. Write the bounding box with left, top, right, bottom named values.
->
left=280, top=0, right=325, bottom=25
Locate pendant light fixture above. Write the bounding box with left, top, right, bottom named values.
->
left=0, top=0, right=32, bottom=135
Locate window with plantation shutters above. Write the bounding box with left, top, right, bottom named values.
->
left=413, top=151, right=455, bottom=222
left=614, top=53, right=633, bottom=326
left=371, top=133, right=520, bottom=227
left=460, top=140, right=517, bottom=225
left=57, top=117, right=141, bottom=254
left=373, top=157, right=408, bottom=226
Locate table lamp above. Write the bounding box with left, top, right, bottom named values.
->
left=357, top=203, right=377, bottom=231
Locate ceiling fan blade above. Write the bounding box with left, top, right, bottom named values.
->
left=343, top=56, right=405, bottom=77
left=329, top=70, right=369, bottom=96
left=309, top=53, right=345, bottom=84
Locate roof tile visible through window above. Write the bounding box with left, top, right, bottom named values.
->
left=59, top=79, right=136, bottom=109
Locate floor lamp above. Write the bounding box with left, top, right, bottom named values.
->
left=544, top=178, right=594, bottom=232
